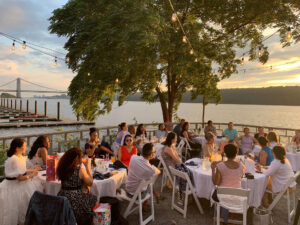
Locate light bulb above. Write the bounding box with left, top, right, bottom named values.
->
left=66, top=57, right=70, bottom=63
left=189, top=49, right=194, bottom=55
left=258, top=47, right=262, bottom=57
left=22, top=41, right=26, bottom=49
left=88, top=72, right=91, bottom=76
left=230, top=66, right=234, bottom=72
left=194, top=58, right=198, bottom=62
left=53, top=57, right=57, bottom=66
left=182, top=36, right=187, bottom=43
left=241, top=57, right=244, bottom=66
left=286, top=27, right=292, bottom=41
left=171, top=13, right=177, bottom=22
left=115, top=78, right=119, bottom=83
left=11, top=41, right=15, bottom=51
left=222, top=70, right=225, bottom=75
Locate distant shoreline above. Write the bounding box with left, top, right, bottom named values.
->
left=3, top=85, right=299, bottom=106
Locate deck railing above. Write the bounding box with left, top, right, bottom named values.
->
left=0, top=122, right=297, bottom=179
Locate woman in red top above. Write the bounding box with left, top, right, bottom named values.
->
left=118, top=135, right=137, bottom=167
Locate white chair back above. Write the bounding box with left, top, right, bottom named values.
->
left=119, top=175, right=157, bottom=225
left=169, top=166, right=204, bottom=217
left=215, top=187, right=250, bottom=225
left=157, top=149, right=174, bottom=192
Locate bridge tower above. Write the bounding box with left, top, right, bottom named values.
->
left=16, top=78, right=21, bottom=98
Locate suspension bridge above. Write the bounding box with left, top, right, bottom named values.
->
left=0, top=78, right=67, bottom=98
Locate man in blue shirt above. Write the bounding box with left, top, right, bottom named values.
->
left=223, top=122, right=239, bottom=142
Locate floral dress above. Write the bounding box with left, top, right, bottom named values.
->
left=57, top=167, right=97, bottom=225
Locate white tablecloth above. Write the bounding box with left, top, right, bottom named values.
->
left=185, top=158, right=267, bottom=207
left=286, top=152, right=300, bottom=171
left=192, top=136, right=227, bottom=147
left=38, top=168, right=127, bottom=202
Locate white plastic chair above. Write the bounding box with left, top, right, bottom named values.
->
left=118, top=175, right=156, bottom=225
left=176, top=139, right=185, bottom=161
left=177, top=138, right=192, bottom=162
left=169, top=166, right=204, bottom=218
left=267, top=171, right=300, bottom=224
left=157, top=151, right=174, bottom=193
left=215, top=187, right=250, bottom=225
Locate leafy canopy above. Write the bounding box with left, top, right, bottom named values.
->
left=49, top=0, right=300, bottom=121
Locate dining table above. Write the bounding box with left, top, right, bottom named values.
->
left=185, top=158, right=268, bottom=208
left=38, top=160, right=127, bottom=202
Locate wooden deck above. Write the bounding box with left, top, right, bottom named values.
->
left=0, top=106, right=94, bottom=128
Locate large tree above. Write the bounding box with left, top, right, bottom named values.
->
left=49, top=0, right=300, bottom=122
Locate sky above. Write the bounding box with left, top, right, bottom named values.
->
left=0, top=0, right=300, bottom=97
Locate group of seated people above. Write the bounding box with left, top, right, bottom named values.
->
left=0, top=121, right=299, bottom=225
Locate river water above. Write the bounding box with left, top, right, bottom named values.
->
left=1, top=98, right=300, bottom=137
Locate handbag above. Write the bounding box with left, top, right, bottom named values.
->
left=253, top=208, right=273, bottom=225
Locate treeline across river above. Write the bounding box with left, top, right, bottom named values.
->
left=125, top=86, right=300, bottom=106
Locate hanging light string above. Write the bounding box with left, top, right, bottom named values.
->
left=167, top=0, right=297, bottom=75
left=168, top=0, right=198, bottom=60
left=0, top=32, right=67, bottom=64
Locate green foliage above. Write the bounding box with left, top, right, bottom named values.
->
left=0, top=151, right=7, bottom=179
left=49, top=0, right=300, bottom=122
left=52, top=128, right=79, bottom=152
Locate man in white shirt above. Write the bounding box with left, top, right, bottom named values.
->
left=126, top=143, right=160, bottom=197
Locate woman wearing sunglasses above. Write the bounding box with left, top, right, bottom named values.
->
left=118, top=135, right=137, bottom=167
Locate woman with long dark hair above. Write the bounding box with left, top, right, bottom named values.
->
left=180, top=122, right=202, bottom=151
left=135, top=124, right=147, bottom=138
left=161, top=132, right=181, bottom=189
left=257, top=146, right=296, bottom=208
left=85, top=127, right=114, bottom=158
left=27, top=135, right=49, bottom=168
left=57, top=148, right=97, bottom=225
left=0, top=138, right=42, bottom=225
left=118, top=134, right=137, bottom=167
left=162, top=132, right=181, bottom=168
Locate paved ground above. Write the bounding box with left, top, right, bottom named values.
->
left=122, top=174, right=300, bottom=225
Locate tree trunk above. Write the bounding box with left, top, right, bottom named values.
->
left=156, top=87, right=170, bottom=123
left=202, top=95, right=206, bottom=128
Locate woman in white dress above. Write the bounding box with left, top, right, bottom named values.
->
left=0, top=138, right=43, bottom=225
left=27, top=135, right=49, bottom=169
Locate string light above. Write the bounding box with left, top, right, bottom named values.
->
left=230, top=66, right=234, bottom=72
left=22, top=41, right=26, bottom=49
left=87, top=72, right=91, bottom=76
left=171, top=13, right=177, bottom=22
left=53, top=57, right=57, bottom=66
left=66, top=57, right=70, bottom=63
left=189, top=49, right=194, bottom=55
left=115, top=78, right=119, bottom=83
left=11, top=40, right=15, bottom=51
left=194, top=58, right=198, bottom=62
left=182, top=36, right=187, bottom=43
left=286, top=27, right=292, bottom=41
left=258, top=47, right=262, bottom=57
left=241, top=57, right=244, bottom=66
left=222, top=70, right=225, bottom=75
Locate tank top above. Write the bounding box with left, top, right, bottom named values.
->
left=257, top=146, right=274, bottom=166
left=120, top=145, right=137, bottom=167
left=217, top=161, right=244, bottom=188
